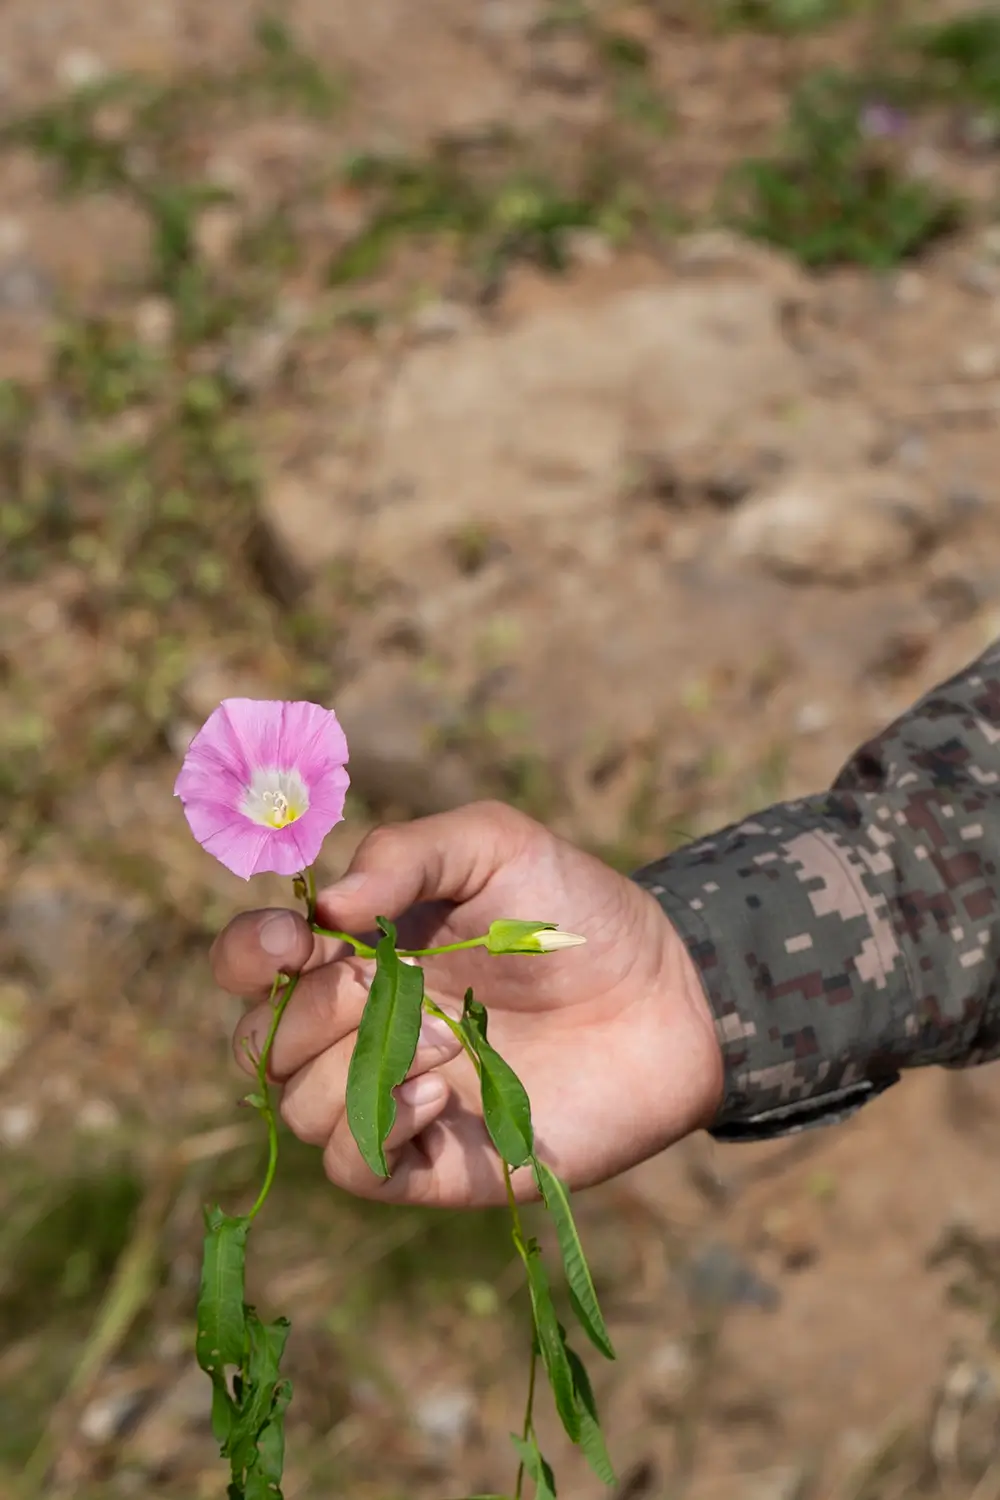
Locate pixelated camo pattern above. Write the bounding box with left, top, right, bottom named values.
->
left=634, top=639, right=1000, bottom=1142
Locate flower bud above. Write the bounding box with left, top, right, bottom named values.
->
left=485, top=919, right=587, bottom=955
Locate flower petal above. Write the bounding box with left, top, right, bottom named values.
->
left=216, top=699, right=290, bottom=777
left=199, top=813, right=273, bottom=881
left=280, top=701, right=349, bottom=777
left=247, top=822, right=314, bottom=878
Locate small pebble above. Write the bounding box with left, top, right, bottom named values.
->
left=412, top=1387, right=476, bottom=1448
left=0, top=1102, right=39, bottom=1147
left=57, top=49, right=106, bottom=90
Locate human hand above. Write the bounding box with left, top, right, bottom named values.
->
left=211, top=801, right=723, bottom=1207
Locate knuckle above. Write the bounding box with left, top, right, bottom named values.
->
left=278, top=1083, right=328, bottom=1147
left=358, top=821, right=404, bottom=860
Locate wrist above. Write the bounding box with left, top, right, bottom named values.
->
left=634, top=885, right=726, bottom=1142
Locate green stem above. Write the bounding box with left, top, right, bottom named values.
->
left=309, top=928, right=490, bottom=962
left=514, top=1344, right=539, bottom=1500
left=310, top=925, right=377, bottom=959
left=504, top=1158, right=534, bottom=1499
left=245, top=968, right=300, bottom=1224
left=397, top=936, right=489, bottom=958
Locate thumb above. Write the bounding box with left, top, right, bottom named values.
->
left=316, top=800, right=535, bottom=929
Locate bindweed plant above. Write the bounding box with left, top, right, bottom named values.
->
left=175, top=699, right=616, bottom=1500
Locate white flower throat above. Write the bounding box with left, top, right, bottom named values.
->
left=242, top=768, right=310, bottom=829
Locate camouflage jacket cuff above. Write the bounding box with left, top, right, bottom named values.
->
left=633, top=811, right=904, bottom=1143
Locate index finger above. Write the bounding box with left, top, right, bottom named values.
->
left=210, top=908, right=345, bottom=1000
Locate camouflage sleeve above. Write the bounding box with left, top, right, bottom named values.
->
left=633, top=638, right=1000, bottom=1142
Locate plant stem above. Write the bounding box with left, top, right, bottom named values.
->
left=246, top=968, right=300, bottom=1224
left=310, top=924, right=376, bottom=958
left=309, top=929, right=491, bottom=962
left=504, top=1158, right=535, bottom=1499
left=422, top=996, right=472, bottom=1053
left=397, top=936, right=488, bottom=958
left=514, top=1344, right=539, bottom=1500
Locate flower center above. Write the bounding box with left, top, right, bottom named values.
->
left=241, top=768, right=310, bottom=830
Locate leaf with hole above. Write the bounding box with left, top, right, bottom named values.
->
left=227, top=1309, right=291, bottom=1474
left=196, top=1208, right=249, bottom=1443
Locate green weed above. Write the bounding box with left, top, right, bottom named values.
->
left=714, top=0, right=864, bottom=30
left=329, top=148, right=638, bottom=287
left=723, top=69, right=959, bottom=267
left=912, top=9, right=1000, bottom=114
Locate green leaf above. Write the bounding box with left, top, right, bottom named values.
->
left=524, top=1241, right=580, bottom=1442
left=244, top=1381, right=292, bottom=1500
left=227, top=1310, right=291, bottom=1473
left=196, top=1207, right=249, bottom=1444
left=509, top=1434, right=557, bottom=1499
left=461, top=990, right=534, bottom=1166
left=565, top=1344, right=616, bottom=1486
left=345, top=917, right=425, bottom=1177
left=532, top=1157, right=615, bottom=1360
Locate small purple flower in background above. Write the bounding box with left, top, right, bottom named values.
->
left=175, top=698, right=350, bottom=879
left=860, top=101, right=907, bottom=140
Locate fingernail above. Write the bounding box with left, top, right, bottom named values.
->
left=399, top=1074, right=446, bottom=1107
left=259, top=912, right=297, bottom=956
left=419, top=1012, right=455, bottom=1050
left=328, top=871, right=367, bottom=895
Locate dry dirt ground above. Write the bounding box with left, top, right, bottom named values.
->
left=7, top=2, right=1000, bottom=1498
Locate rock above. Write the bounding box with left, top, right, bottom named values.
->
left=123, top=1364, right=209, bottom=1474
left=78, top=1097, right=122, bottom=1134
left=194, top=205, right=241, bottom=269
left=956, top=344, right=1000, bottom=382
left=79, top=1382, right=149, bottom=1445
left=528, top=32, right=596, bottom=93
left=728, top=471, right=941, bottom=585
left=133, top=297, right=174, bottom=350
left=56, top=49, right=106, bottom=89
left=683, top=1242, right=779, bottom=1311
left=0, top=868, right=148, bottom=1000
left=222, top=322, right=295, bottom=395
left=0, top=1102, right=39, bottom=1147
left=892, top=269, right=926, bottom=306
left=412, top=1386, right=476, bottom=1448
left=0, top=260, right=52, bottom=314
left=410, top=299, right=475, bottom=342
left=739, top=1465, right=811, bottom=1500
left=333, top=662, right=480, bottom=816
left=563, top=228, right=614, bottom=267
left=795, top=701, right=832, bottom=735
left=641, top=1339, right=694, bottom=1416
left=365, top=281, right=801, bottom=560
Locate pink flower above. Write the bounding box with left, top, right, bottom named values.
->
left=174, top=699, right=350, bottom=880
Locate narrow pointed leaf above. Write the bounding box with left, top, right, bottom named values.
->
left=461, top=990, right=533, bottom=1166
left=196, top=1207, right=249, bottom=1446
left=346, top=917, right=425, bottom=1176
left=524, top=1241, right=580, bottom=1442
left=566, top=1344, right=616, bottom=1486
left=532, top=1157, right=614, bottom=1359
left=510, top=1434, right=557, bottom=1499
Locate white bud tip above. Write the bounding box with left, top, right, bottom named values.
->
left=536, top=929, right=587, bottom=951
